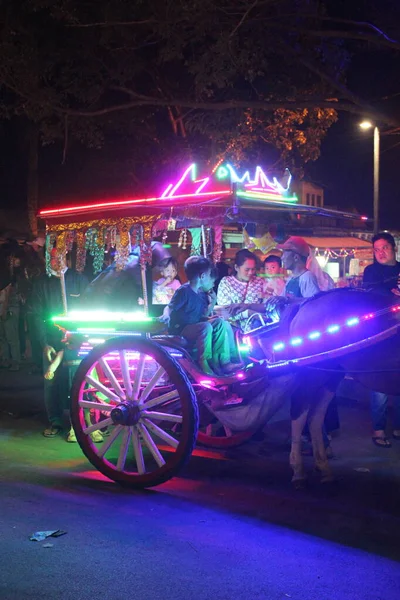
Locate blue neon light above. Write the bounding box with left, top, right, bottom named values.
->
left=273, top=342, right=285, bottom=351
left=290, top=337, right=303, bottom=346
left=308, top=331, right=321, bottom=340
left=346, top=317, right=360, bottom=327
left=327, top=325, right=340, bottom=333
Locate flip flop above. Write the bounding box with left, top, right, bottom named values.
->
left=372, top=436, right=392, bottom=448
left=43, top=425, right=62, bottom=438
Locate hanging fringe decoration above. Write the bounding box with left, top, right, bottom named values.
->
left=93, top=228, right=105, bottom=273
left=115, top=222, right=131, bottom=271
left=178, top=228, right=188, bottom=249
left=75, top=231, right=86, bottom=273
left=189, top=228, right=202, bottom=256
left=212, top=225, right=223, bottom=263
left=55, top=232, right=69, bottom=274
left=45, top=233, right=56, bottom=276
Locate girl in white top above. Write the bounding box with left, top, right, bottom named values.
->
left=216, top=249, right=264, bottom=328
left=152, top=257, right=181, bottom=305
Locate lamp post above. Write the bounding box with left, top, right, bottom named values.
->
left=359, top=120, right=380, bottom=235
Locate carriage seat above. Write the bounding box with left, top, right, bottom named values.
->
left=152, top=334, right=190, bottom=350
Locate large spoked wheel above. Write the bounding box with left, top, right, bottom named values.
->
left=70, top=337, right=198, bottom=488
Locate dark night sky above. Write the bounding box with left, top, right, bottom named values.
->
left=1, top=13, right=399, bottom=230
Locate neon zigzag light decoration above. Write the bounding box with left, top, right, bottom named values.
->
left=161, top=164, right=212, bottom=198
left=161, top=162, right=294, bottom=201
left=225, top=164, right=292, bottom=195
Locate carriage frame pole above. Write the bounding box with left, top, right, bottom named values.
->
left=59, top=270, right=68, bottom=315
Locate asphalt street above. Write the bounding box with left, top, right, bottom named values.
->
left=1, top=365, right=400, bottom=600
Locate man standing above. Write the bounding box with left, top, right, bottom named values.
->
left=277, top=236, right=320, bottom=299
left=363, top=232, right=400, bottom=448
left=30, top=251, right=89, bottom=439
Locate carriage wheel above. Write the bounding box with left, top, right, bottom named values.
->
left=70, top=337, right=198, bottom=488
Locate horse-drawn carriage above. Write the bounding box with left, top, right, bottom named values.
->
left=39, top=163, right=400, bottom=488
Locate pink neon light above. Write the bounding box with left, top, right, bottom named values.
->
left=199, top=379, right=214, bottom=388
left=39, top=190, right=232, bottom=217
left=236, top=372, right=244, bottom=379
left=161, top=184, right=173, bottom=198
left=194, top=177, right=210, bottom=195
left=162, top=164, right=196, bottom=198
left=361, top=216, right=368, bottom=221
left=39, top=197, right=158, bottom=216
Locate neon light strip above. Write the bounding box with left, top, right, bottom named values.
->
left=194, top=177, right=210, bottom=195
left=271, top=304, right=400, bottom=353
left=226, top=164, right=292, bottom=193
left=161, top=184, right=173, bottom=198
left=39, top=197, right=159, bottom=215
left=40, top=190, right=232, bottom=217
left=162, top=164, right=196, bottom=198
left=237, top=191, right=298, bottom=203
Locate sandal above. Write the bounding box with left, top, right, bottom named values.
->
left=372, top=436, right=392, bottom=448
left=392, top=432, right=400, bottom=440
left=43, top=425, right=62, bottom=438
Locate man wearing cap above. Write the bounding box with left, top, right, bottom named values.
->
left=278, top=236, right=320, bottom=299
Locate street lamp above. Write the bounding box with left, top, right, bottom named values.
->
left=359, top=120, right=380, bottom=234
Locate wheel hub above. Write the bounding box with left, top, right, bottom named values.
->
left=110, top=402, right=141, bottom=426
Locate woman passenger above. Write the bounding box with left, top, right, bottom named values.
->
left=216, top=249, right=264, bottom=329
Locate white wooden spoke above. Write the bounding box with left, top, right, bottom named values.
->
left=142, top=419, right=179, bottom=449
left=96, top=425, right=123, bottom=458
left=85, top=375, right=120, bottom=403
left=137, top=423, right=166, bottom=468
left=79, top=400, right=114, bottom=411
left=99, top=357, right=125, bottom=399
left=139, top=366, right=166, bottom=404
left=116, top=427, right=132, bottom=472
left=141, top=410, right=183, bottom=424
left=119, top=350, right=133, bottom=398
left=132, top=353, right=146, bottom=401
left=132, top=426, right=145, bottom=475
left=142, top=389, right=180, bottom=410
left=83, top=417, right=114, bottom=435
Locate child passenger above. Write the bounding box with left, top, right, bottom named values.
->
left=262, top=255, right=286, bottom=297
left=152, top=257, right=181, bottom=305
left=164, top=256, right=239, bottom=376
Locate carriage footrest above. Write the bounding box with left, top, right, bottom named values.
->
left=152, top=335, right=189, bottom=350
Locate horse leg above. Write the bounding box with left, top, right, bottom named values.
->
left=308, top=388, right=335, bottom=483
left=290, top=408, right=309, bottom=488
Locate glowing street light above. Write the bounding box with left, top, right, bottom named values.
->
left=359, top=120, right=373, bottom=130
left=359, top=120, right=380, bottom=234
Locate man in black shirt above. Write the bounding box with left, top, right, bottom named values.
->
left=363, top=232, right=400, bottom=447
left=30, top=254, right=89, bottom=439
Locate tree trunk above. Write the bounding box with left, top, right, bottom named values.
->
left=27, top=124, right=39, bottom=237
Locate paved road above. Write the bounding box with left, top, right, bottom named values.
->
left=1, top=365, right=400, bottom=600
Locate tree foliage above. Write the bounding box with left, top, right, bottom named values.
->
left=0, top=0, right=399, bottom=180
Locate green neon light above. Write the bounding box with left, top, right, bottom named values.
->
left=77, top=327, right=116, bottom=333
left=237, top=191, right=298, bottom=203
left=88, top=338, right=106, bottom=344
left=51, top=311, right=153, bottom=323
left=216, top=166, right=229, bottom=179
left=238, top=345, right=250, bottom=352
